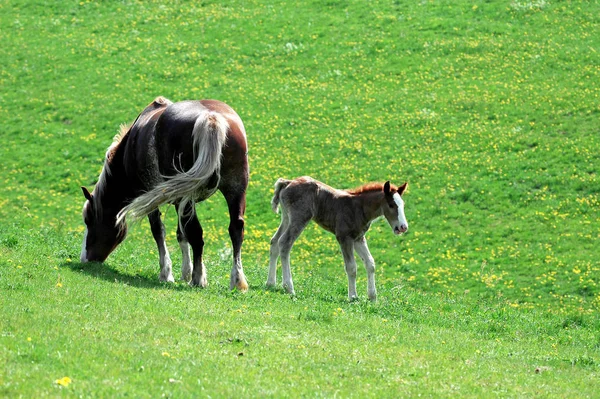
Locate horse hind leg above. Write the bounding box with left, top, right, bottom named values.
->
left=267, top=208, right=289, bottom=287
left=278, top=212, right=311, bottom=296
left=148, top=210, right=174, bottom=283
left=176, top=221, right=193, bottom=282
left=178, top=203, right=208, bottom=288
left=222, top=189, right=249, bottom=292
left=338, top=237, right=359, bottom=301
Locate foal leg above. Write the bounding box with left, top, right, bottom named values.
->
left=148, top=210, right=174, bottom=283
left=337, top=237, right=358, bottom=301
left=221, top=188, right=249, bottom=292
left=267, top=208, right=289, bottom=287
left=176, top=221, right=193, bottom=282
left=178, top=204, right=208, bottom=288
left=354, top=237, right=377, bottom=301
left=278, top=214, right=311, bottom=296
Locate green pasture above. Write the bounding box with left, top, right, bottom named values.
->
left=1, top=0, right=599, bottom=397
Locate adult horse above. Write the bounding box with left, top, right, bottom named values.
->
left=80, top=96, right=249, bottom=291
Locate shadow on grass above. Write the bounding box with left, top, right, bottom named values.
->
left=60, top=261, right=268, bottom=295
left=61, top=261, right=190, bottom=291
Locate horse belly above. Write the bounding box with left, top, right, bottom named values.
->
left=312, top=206, right=338, bottom=235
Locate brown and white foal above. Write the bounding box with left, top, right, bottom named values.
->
left=267, top=176, right=408, bottom=301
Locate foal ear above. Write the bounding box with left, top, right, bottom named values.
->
left=81, top=186, right=93, bottom=202
left=397, top=182, right=408, bottom=195
left=383, top=181, right=391, bottom=195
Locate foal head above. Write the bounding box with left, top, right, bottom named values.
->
left=80, top=186, right=127, bottom=263
left=382, top=181, right=409, bottom=235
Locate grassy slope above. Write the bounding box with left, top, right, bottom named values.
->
left=1, top=0, right=599, bottom=397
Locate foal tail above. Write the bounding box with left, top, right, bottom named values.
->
left=271, top=178, right=291, bottom=213
left=116, top=110, right=229, bottom=225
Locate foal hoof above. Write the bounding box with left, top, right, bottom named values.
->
left=283, top=284, right=295, bottom=296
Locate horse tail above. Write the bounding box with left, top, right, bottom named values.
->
left=271, top=178, right=291, bottom=213
left=116, top=110, right=228, bottom=225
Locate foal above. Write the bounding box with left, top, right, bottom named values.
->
left=267, top=176, right=408, bottom=301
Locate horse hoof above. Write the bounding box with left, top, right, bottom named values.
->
left=160, top=274, right=175, bottom=283
left=190, top=279, right=208, bottom=288
left=232, top=279, right=248, bottom=292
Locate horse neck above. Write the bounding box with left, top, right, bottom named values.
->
left=351, top=190, right=385, bottom=222
left=95, top=149, right=131, bottom=216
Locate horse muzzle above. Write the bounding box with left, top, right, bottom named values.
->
left=394, top=225, right=408, bottom=235
left=80, top=249, right=108, bottom=263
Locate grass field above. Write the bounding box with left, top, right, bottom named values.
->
left=1, top=0, right=599, bottom=397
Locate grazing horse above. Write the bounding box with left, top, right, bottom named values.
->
left=267, top=176, right=408, bottom=301
left=80, top=97, right=249, bottom=291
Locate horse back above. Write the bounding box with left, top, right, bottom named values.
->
left=200, top=100, right=248, bottom=188
left=154, top=100, right=248, bottom=188
left=119, top=97, right=172, bottom=194
left=280, top=177, right=359, bottom=236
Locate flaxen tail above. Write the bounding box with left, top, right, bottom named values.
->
left=116, top=110, right=228, bottom=225
left=271, top=178, right=291, bottom=213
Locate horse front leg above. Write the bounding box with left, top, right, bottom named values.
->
left=178, top=204, right=207, bottom=288
left=222, top=190, right=249, bottom=292
left=148, top=210, right=174, bottom=283
left=337, top=237, right=358, bottom=301
left=354, top=237, right=377, bottom=301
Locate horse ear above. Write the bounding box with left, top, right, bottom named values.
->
left=81, top=186, right=93, bottom=202
left=383, top=181, right=391, bottom=195
left=397, top=182, right=408, bottom=195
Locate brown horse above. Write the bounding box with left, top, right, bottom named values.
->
left=80, top=97, right=249, bottom=291
left=267, top=176, right=408, bottom=301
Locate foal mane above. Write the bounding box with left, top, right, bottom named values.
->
left=346, top=182, right=397, bottom=195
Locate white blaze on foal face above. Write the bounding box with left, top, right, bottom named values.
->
left=382, top=181, right=408, bottom=235
left=392, top=192, right=408, bottom=235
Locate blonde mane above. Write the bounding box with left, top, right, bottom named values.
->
left=105, top=123, right=131, bottom=162
left=89, top=123, right=132, bottom=219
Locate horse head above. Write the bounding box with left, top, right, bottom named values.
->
left=382, top=181, right=408, bottom=235
left=80, top=186, right=127, bottom=263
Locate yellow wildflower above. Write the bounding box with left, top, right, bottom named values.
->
left=55, top=377, right=72, bottom=387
